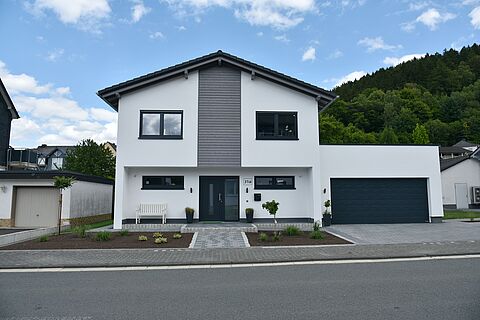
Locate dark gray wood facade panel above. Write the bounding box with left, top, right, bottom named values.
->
left=198, top=66, right=241, bottom=167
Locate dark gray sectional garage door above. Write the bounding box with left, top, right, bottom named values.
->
left=330, top=178, right=429, bottom=224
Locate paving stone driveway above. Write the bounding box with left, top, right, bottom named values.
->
left=192, top=231, right=247, bottom=248
left=325, top=220, right=480, bottom=244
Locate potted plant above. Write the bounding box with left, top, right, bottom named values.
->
left=185, top=207, right=194, bottom=223
left=322, top=199, right=332, bottom=227
left=245, top=208, right=254, bottom=223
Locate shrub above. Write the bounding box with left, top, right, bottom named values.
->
left=95, top=231, right=111, bottom=241
left=310, top=230, right=324, bottom=240
left=272, top=232, right=281, bottom=241
left=39, top=235, right=49, bottom=242
left=259, top=232, right=268, bottom=242
left=119, top=230, right=129, bottom=236
left=284, top=225, right=301, bottom=236
left=72, top=225, right=87, bottom=238
left=153, top=232, right=163, bottom=238
left=173, top=233, right=182, bottom=239
left=185, top=207, right=195, bottom=215
left=154, top=237, right=168, bottom=244
left=138, top=235, right=148, bottom=241
left=313, top=221, right=320, bottom=232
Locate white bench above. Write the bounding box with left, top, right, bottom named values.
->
left=136, top=203, right=168, bottom=224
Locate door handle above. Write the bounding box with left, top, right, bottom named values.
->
left=218, top=193, right=223, bottom=203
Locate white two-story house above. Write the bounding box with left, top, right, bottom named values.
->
left=98, top=51, right=444, bottom=229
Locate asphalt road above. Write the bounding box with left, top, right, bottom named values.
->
left=0, top=258, right=479, bottom=320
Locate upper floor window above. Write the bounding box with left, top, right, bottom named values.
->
left=256, top=111, right=298, bottom=140
left=139, top=110, right=183, bottom=139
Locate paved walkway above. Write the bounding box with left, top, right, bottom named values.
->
left=0, top=240, right=479, bottom=268
left=326, top=220, right=480, bottom=244
left=192, top=231, right=248, bottom=248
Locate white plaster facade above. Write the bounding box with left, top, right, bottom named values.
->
left=105, top=52, right=444, bottom=229
left=441, top=159, right=480, bottom=208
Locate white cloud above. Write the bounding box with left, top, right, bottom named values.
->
left=176, top=25, right=187, bottom=31
left=163, top=0, right=317, bottom=29
left=324, top=71, right=367, bottom=88
left=2, top=60, right=117, bottom=147
left=0, top=60, right=52, bottom=94
left=416, top=8, right=456, bottom=30
left=302, top=46, right=316, bottom=61
left=131, top=0, right=151, bottom=23
left=383, top=53, right=425, bottom=66
left=46, top=48, right=65, bottom=62
left=327, top=49, right=343, bottom=59
left=274, top=34, right=290, bottom=43
left=149, top=31, right=165, bottom=39
left=27, top=0, right=111, bottom=33
left=470, top=7, right=480, bottom=29
left=256, top=31, right=264, bottom=36
left=400, top=21, right=416, bottom=32
left=358, top=37, right=402, bottom=52
left=408, top=1, right=429, bottom=11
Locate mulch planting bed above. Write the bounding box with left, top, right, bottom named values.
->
left=1, top=232, right=193, bottom=250
left=246, top=231, right=351, bottom=246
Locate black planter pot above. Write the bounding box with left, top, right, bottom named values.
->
left=186, top=213, right=194, bottom=224
left=322, top=214, right=332, bottom=227
left=246, top=212, right=254, bottom=223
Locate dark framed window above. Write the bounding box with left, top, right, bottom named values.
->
left=254, top=176, right=295, bottom=189
left=256, top=111, right=298, bottom=140
left=142, top=176, right=184, bottom=190
left=139, top=110, right=183, bottom=139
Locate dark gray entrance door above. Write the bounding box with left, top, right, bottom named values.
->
left=331, top=178, right=429, bottom=224
left=199, top=177, right=239, bottom=221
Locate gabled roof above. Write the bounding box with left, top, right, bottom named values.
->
left=36, top=145, right=75, bottom=157
left=97, top=50, right=337, bottom=111
left=453, top=139, right=478, bottom=148
left=439, top=146, right=471, bottom=154
left=440, top=155, right=471, bottom=171
left=0, top=78, right=19, bottom=119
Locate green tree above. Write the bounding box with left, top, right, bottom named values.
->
left=64, top=139, right=115, bottom=179
left=319, top=114, right=345, bottom=144
left=379, top=126, right=399, bottom=144
left=412, top=123, right=430, bottom=144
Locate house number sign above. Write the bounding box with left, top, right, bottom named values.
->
left=243, top=178, right=253, bottom=185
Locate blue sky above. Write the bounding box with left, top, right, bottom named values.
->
left=1, top=0, right=479, bottom=147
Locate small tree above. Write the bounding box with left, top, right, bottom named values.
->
left=412, top=123, right=430, bottom=144
left=53, top=176, right=75, bottom=235
left=379, top=126, right=399, bottom=144
left=64, top=139, right=115, bottom=179
left=262, top=200, right=279, bottom=224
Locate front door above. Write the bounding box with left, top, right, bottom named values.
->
left=455, top=183, right=469, bottom=209
left=199, top=176, right=239, bottom=221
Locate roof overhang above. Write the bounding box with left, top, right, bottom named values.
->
left=97, top=51, right=338, bottom=112
left=0, top=78, right=19, bottom=119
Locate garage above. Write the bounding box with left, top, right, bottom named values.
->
left=330, top=178, right=429, bottom=224
left=14, top=187, right=60, bottom=227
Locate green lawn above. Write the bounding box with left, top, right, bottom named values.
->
left=443, top=210, right=480, bottom=220
left=84, top=220, right=113, bottom=230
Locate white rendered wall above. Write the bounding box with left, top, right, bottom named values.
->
left=118, top=167, right=312, bottom=224
left=441, top=159, right=480, bottom=205
left=241, top=71, right=320, bottom=167
left=69, top=181, right=113, bottom=218
left=0, top=180, right=70, bottom=220
left=319, top=145, right=444, bottom=219
left=116, top=72, right=198, bottom=168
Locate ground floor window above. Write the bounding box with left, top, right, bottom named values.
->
left=142, top=176, right=184, bottom=190
left=254, top=176, right=295, bottom=189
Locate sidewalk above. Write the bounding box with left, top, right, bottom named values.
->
left=0, top=240, right=479, bottom=269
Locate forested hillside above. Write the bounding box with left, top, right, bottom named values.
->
left=320, top=44, right=480, bottom=146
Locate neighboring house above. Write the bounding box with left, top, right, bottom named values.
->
left=439, top=146, right=472, bottom=159
left=440, top=148, right=480, bottom=209
left=36, top=145, right=75, bottom=170
left=0, top=171, right=113, bottom=227
left=453, top=139, right=479, bottom=152
left=103, top=141, right=117, bottom=157
left=7, top=145, right=75, bottom=171
left=0, top=78, right=20, bottom=170
left=98, top=50, right=444, bottom=229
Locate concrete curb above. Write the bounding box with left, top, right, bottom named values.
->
left=0, top=225, right=70, bottom=248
